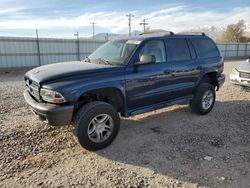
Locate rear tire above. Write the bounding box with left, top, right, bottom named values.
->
left=73, top=101, right=120, bottom=151
left=190, top=83, right=215, bottom=115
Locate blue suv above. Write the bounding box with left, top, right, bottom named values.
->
left=24, top=31, right=225, bottom=150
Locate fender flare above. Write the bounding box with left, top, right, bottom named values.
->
left=71, top=83, right=128, bottom=115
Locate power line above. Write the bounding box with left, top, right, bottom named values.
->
left=126, top=13, right=134, bottom=36
left=140, top=19, right=149, bottom=33
left=90, top=22, right=96, bottom=40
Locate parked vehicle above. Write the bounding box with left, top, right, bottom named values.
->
left=24, top=31, right=225, bottom=150
left=230, top=59, right=250, bottom=87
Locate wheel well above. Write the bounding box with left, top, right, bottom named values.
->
left=201, top=72, right=218, bottom=89
left=76, top=88, right=124, bottom=113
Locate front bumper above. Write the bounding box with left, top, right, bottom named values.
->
left=217, top=74, right=225, bottom=90
left=24, top=89, right=74, bottom=126
left=230, top=74, right=250, bottom=87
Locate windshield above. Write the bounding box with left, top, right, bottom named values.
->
left=88, top=40, right=139, bottom=65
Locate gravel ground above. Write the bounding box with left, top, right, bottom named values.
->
left=0, top=60, right=250, bottom=188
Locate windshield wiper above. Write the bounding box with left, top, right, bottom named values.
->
left=97, top=58, right=113, bottom=65
left=83, top=57, right=91, bottom=63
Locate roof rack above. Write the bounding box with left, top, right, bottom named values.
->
left=140, top=29, right=174, bottom=36
left=177, top=32, right=206, bottom=36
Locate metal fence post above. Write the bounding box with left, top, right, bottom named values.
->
left=225, top=44, right=228, bottom=58
left=36, top=29, right=41, bottom=66
left=236, top=43, right=239, bottom=58
left=245, top=43, right=248, bottom=58
left=77, top=38, right=80, bottom=60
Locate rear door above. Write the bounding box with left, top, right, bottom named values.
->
left=166, top=38, right=201, bottom=98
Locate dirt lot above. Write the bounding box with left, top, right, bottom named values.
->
left=0, top=60, right=250, bottom=188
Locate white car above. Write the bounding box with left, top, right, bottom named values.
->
left=230, top=59, right=250, bottom=87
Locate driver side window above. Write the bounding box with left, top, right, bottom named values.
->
left=139, top=40, right=166, bottom=63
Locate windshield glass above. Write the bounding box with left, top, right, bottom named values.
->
left=88, top=40, right=139, bottom=65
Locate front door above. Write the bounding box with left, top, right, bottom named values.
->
left=125, top=39, right=172, bottom=111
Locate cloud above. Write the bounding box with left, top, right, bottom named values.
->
left=0, top=7, right=25, bottom=14
left=140, top=6, right=250, bottom=32
left=0, top=5, right=249, bottom=36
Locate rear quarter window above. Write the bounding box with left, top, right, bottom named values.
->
left=191, top=38, right=219, bottom=58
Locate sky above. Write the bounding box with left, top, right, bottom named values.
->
left=0, top=0, right=249, bottom=38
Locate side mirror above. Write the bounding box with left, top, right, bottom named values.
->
left=135, top=54, right=156, bottom=65
left=246, top=59, right=250, bottom=63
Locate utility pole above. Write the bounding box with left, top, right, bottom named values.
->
left=126, top=13, right=134, bottom=36
left=90, top=22, right=96, bottom=40
left=140, top=19, right=148, bottom=33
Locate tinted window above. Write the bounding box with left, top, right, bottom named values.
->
left=191, top=38, right=219, bottom=58
left=139, top=40, right=166, bottom=63
left=167, top=39, right=191, bottom=61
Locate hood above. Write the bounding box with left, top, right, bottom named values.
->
left=25, top=61, right=120, bottom=84
left=237, top=61, right=250, bottom=73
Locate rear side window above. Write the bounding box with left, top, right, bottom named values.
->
left=166, top=39, right=191, bottom=61
left=191, top=38, right=219, bottom=58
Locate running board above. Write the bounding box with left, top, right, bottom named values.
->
left=129, top=95, right=193, bottom=116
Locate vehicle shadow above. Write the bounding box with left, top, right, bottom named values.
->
left=96, top=100, right=250, bottom=187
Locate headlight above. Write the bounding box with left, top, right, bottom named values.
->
left=40, top=88, right=65, bottom=104
left=232, top=68, right=239, bottom=75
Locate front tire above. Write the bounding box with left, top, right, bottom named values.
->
left=190, top=83, right=216, bottom=115
left=73, top=101, right=120, bottom=151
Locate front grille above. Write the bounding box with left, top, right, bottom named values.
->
left=26, top=79, right=40, bottom=100
left=240, top=72, right=250, bottom=79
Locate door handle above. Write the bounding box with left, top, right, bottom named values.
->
left=164, top=70, right=171, bottom=74
left=164, top=70, right=175, bottom=76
